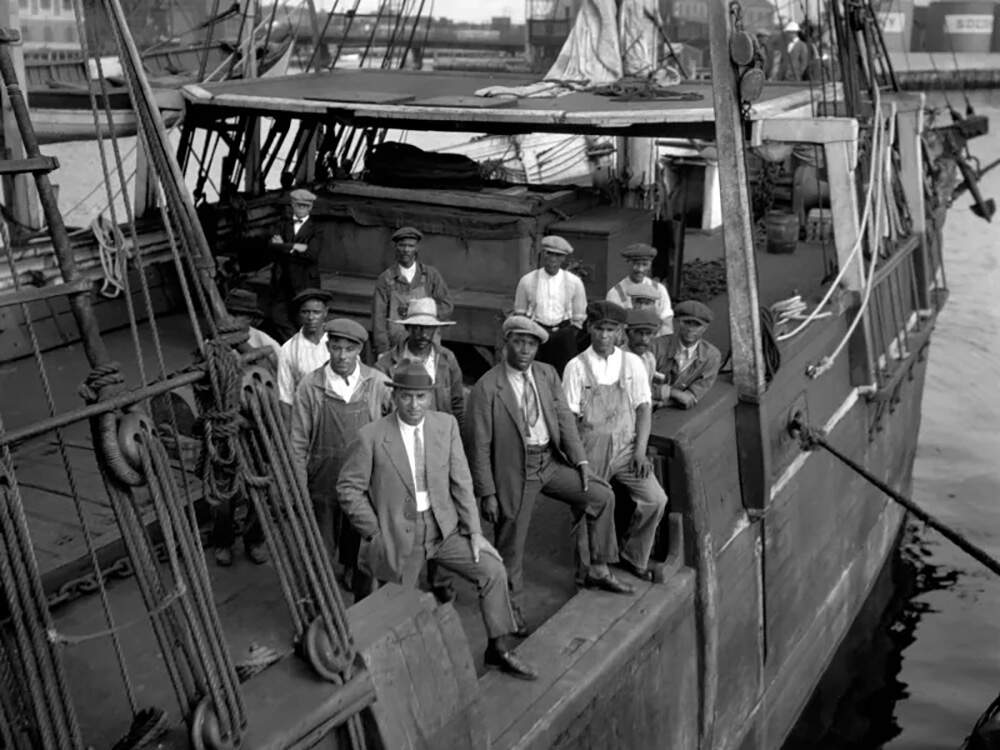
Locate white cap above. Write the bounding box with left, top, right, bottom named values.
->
left=784, top=20, right=800, bottom=32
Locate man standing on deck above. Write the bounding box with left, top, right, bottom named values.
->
left=375, top=297, right=465, bottom=429
left=372, top=227, right=453, bottom=356
left=606, top=243, right=673, bottom=336
left=563, top=301, right=668, bottom=582
left=512, top=235, right=588, bottom=375
left=777, top=21, right=810, bottom=82
left=291, top=318, right=393, bottom=599
left=337, top=362, right=539, bottom=680
left=466, top=315, right=633, bottom=634
left=225, top=288, right=281, bottom=369
left=653, top=300, right=722, bottom=410
left=277, top=288, right=332, bottom=419
left=268, top=188, right=325, bottom=341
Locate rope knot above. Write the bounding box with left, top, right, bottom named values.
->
left=788, top=415, right=824, bottom=452
left=195, top=338, right=248, bottom=506
left=79, top=362, right=126, bottom=403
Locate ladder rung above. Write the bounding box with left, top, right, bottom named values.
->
left=0, top=277, right=92, bottom=309
left=0, top=156, right=59, bottom=176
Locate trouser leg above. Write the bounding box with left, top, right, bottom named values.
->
left=242, top=501, right=265, bottom=547
left=611, top=458, right=668, bottom=571
left=492, top=479, right=542, bottom=615
left=212, top=498, right=236, bottom=549
left=541, top=462, right=618, bottom=565
left=431, top=530, right=517, bottom=640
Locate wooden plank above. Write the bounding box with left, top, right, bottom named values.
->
left=410, top=95, right=519, bottom=109
left=751, top=116, right=859, bottom=149
left=364, top=634, right=424, bottom=750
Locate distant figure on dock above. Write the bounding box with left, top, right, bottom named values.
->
left=563, top=301, right=668, bottom=582
left=513, top=235, right=588, bottom=375
left=376, top=297, right=465, bottom=429
left=776, top=21, right=809, bottom=82
left=290, top=318, right=392, bottom=600
left=225, top=288, right=281, bottom=370
left=605, top=243, right=673, bottom=335
left=466, top=314, right=634, bottom=634
left=623, top=308, right=669, bottom=406
left=653, top=300, right=721, bottom=410
left=337, top=362, right=539, bottom=681
left=372, top=227, right=453, bottom=356
left=268, top=188, right=324, bottom=341
left=277, top=289, right=333, bottom=418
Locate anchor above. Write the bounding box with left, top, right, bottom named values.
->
left=956, top=152, right=996, bottom=222
left=947, top=107, right=995, bottom=222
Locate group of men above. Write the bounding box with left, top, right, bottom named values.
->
left=217, top=188, right=722, bottom=680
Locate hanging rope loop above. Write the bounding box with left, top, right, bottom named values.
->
left=196, top=338, right=249, bottom=507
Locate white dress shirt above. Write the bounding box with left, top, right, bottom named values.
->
left=324, top=360, right=361, bottom=401
left=247, top=327, right=281, bottom=361
left=292, top=216, right=309, bottom=242
left=513, top=268, right=588, bottom=327
left=277, top=331, right=329, bottom=405
left=398, top=263, right=417, bottom=283
left=562, top=346, right=652, bottom=414
left=674, top=342, right=699, bottom=375
left=504, top=364, right=551, bottom=446
left=397, top=417, right=430, bottom=511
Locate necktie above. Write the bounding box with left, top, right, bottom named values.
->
left=413, top=426, right=428, bottom=492
left=522, top=373, right=540, bottom=431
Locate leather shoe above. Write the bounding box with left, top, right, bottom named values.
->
left=484, top=647, right=538, bottom=681
left=613, top=558, right=653, bottom=582
left=245, top=544, right=268, bottom=565
left=214, top=547, right=233, bottom=567
left=583, top=573, right=635, bottom=595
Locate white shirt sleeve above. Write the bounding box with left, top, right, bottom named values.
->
left=513, top=272, right=532, bottom=316
left=568, top=273, right=588, bottom=327
left=561, top=356, right=585, bottom=414
left=657, top=282, right=674, bottom=320
left=623, top=352, right=652, bottom=407
left=277, top=345, right=294, bottom=405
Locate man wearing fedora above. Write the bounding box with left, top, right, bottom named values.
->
left=653, top=300, right=722, bottom=409
left=225, top=288, right=281, bottom=369
left=606, top=243, right=673, bottom=336
left=268, top=188, right=325, bottom=341
left=512, top=235, right=588, bottom=375
left=291, top=318, right=393, bottom=598
left=466, top=315, right=634, bottom=633
left=277, top=288, right=333, bottom=417
left=563, top=300, right=668, bottom=582
left=372, top=227, right=453, bottom=357
left=337, top=362, right=538, bottom=680
left=375, top=297, right=465, bottom=429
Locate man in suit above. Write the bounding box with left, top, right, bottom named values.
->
left=652, top=300, right=722, bottom=409
left=337, top=362, right=538, bottom=680
left=268, top=188, right=325, bottom=340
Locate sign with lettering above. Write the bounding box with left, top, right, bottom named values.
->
left=944, top=14, right=994, bottom=33
left=877, top=11, right=906, bottom=33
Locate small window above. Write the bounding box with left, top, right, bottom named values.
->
left=64, top=25, right=76, bottom=42
left=43, top=26, right=54, bottom=42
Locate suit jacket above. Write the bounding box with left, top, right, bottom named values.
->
left=336, top=411, right=481, bottom=583
left=270, top=215, right=323, bottom=299
left=375, top=342, right=465, bottom=428
left=654, top=336, right=722, bottom=405
left=465, top=362, right=588, bottom=516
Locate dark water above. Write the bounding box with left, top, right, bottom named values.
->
left=787, top=97, right=1000, bottom=749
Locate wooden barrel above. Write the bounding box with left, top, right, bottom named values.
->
left=765, top=210, right=799, bottom=254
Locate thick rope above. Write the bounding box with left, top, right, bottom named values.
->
left=197, top=337, right=249, bottom=507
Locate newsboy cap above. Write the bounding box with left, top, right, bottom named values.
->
left=390, top=361, right=435, bottom=391
left=540, top=235, right=574, bottom=256
left=587, top=300, right=628, bottom=326
left=392, top=226, right=423, bottom=242
left=224, top=288, right=261, bottom=316
left=626, top=308, right=661, bottom=330
left=674, top=300, right=714, bottom=324
left=502, top=314, right=550, bottom=344
left=289, top=188, right=317, bottom=203
left=292, top=287, right=332, bottom=308
left=621, top=242, right=658, bottom=260
left=323, top=318, right=367, bottom=345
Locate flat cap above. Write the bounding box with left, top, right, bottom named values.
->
left=224, top=288, right=260, bottom=316
left=540, top=235, right=574, bottom=256
left=292, top=287, right=332, bottom=308
left=392, top=226, right=423, bottom=242
left=621, top=280, right=659, bottom=303
left=323, top=318, right=367, bottom=344
left=502, top=314, right=549, bottom=344
left=587, top=300, right=628, bottom=326
left=626, top=308, right=661, bottom=330
left=621, top=242, right=658, bottom=260
left=289, top=188, right=317, bottom=202
left=674, top=299, right=714, bottom=324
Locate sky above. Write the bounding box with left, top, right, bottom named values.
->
left=314, top=0, right=526, bottom=23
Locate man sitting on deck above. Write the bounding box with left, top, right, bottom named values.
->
left=563, top=301, right=668, bottom=582
left=372, top=227, right=454, bottom=357
left=337, top=362, right=539, bottom=680
left=225, top=288, right=281, bottom=370
left=653, top=300, right=722, bottom=410
left=624, top=308, right=669, bottom=406
left=605, top=242, right=673, bottom=336
left=268, top=188, right=324, bottom=341
left=512, top=235, right=588, bottom=375
left=277, top=288, right=332, bottom=420
left=466, top=314, right=633, bottom=634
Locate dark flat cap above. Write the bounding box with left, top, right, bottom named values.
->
left=502, top=314, right=549, bottom=344
left=292, top=287, right=333, bottom=308
left=390, top=361, right=434, bottom=391
left=323, top=318, right=367, bottom=344
left=621, top=242, right=658, bottom=260
left=674, top=300, right=714, bottom=324
left=626, top=308, right=661, bottom=330
left=225, top=288, right=260, bottom=316
left=587, top=300, right=628, bottom=326
left=392, top=226, right=423, bottom=242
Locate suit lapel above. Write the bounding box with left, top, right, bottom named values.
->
left=382, top=420, right=415, bottom=496
left=495, top=370, right=525, bottom=435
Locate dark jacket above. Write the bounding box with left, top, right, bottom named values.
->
left=654, top=336, right=722, bottom=406
left=375, top=342, right=465, bottom=428
left=270, top=215, right=323, bottom=299
left=465, top=362, right=588, bottom=516
left=371, top=262, right=453, bottom=355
